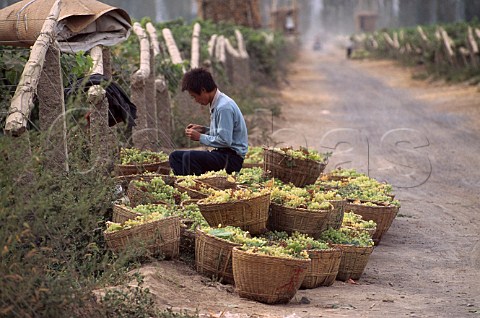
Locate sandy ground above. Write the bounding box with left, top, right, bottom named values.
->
left=134, top=46, right=480, bottom=318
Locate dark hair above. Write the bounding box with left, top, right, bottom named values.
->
left=181, top=68, right=217, bottom=94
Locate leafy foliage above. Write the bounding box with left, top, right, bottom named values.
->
left=356, top=19, right=480, bottom=82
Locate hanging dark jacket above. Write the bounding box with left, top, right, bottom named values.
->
left=65, top=73, right=137, bottom=127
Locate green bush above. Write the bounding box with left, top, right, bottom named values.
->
left=359, top=20, right=480, bottom=83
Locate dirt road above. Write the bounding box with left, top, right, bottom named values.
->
left=140, top=47, right=480, bottom=317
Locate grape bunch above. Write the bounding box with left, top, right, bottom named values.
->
left=268, top=146, right=331, bottom=162
left=106, top=210, right=171, bottom=233
left=270, top=184, right=333, bottom=211
left=243, top=146, right=264, bottom=164
left=319, top=227, right=374, bottom=247
left=120, top=148, right=169, bottom=165
left=199, top=187, right=270, bottom=204
left=132, top=177, right=190, bottom=204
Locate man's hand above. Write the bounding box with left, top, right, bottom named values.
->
left=185, top=128, right=201, bottom=141
left=186, top=124, right=205, bottom=133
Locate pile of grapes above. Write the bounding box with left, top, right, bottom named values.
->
left=270, top=183, right=336, bottom=211
left=202, top=226, right=332, bottom=259
left=243, top=146, right=264, bottom=164
left=132, top=176, right=189, bottom=204
left=120, top=148, right=169, bottom=165
left=267, top=146, right=331, bottom=163
left=199, top=187, right=270, bottom=204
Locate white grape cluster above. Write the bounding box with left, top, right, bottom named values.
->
left=120, top=148, right=169, bottom=165
left=199, top=187, right=270, bottom=204
left=270, top=184, right=334, bottom=211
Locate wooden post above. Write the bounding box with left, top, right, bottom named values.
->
left=146, top=22, right=160, bottom=57
left=146, top=42, right=158, bottom=151
left=417, top=26, right=429, bottom=44
left=215, top=35, right=226, bottom=64
left=458, top=47, right=470, bottom=67
left=191, top=22, right=201, bottom=69
left=147, top=22, right=174, bottom=149
left=155, top=76, right=174, bottom=152
left=162, top=28, right=184, bottom=70
left=224, top=37, right=250, bottom=89
left=4, top=0, right=61, bottom=136
left=131, top=22, right=153, bottom=150
left=467, top=27, right=479, bottom=68
left=90, top=46, right=104, bottom=75
left=439, top=27, right=455, bottom=65
left=235, top=29, right=249, bottom=58
left=208, top=34, right=218, bottom=58
left=37, top=43, right=69, bottom=173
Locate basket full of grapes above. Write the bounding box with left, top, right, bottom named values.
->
left=320, top=228, right=374, bottom=281
left=232, top=245, right=310, bottom=304
left=104, top=209, right=181, bottom=259
left=194, top=227, right=243, bottom=284
left=243, top=146, right=264, bottom=168
left=116, top=148, right=170, bottom=176
left=127, top=176, right=188, bottom=207
left=263, top=147, right=330, bottom=187
left=197, top=188, right=271, bottom=235
left=268, top=185, right=334, bottom=239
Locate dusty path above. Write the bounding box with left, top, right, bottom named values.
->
left=141, top=47, right=480, bottom=318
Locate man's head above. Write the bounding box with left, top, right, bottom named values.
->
left=182, top=68, right=217, bottom=105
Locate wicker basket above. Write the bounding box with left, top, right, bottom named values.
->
left=345, top=203, right=399, bottom=245
left=197, top=193, right=270, bottom=235
left=104, top=216, right=181, bottom=259
left=301, top=248, right=342, bottom=289
left=242, top=162, right=263, bottom=169
left=198, top=176, right=237, bottom=190
left=342, top=226, right=376, bottom=239
left=126, top=182, right=171, bottom=207
left=268, top=203, right=333, bottom=239
left=323, top=174, right=350, bottom=182
left=195, top=229, right=241, bottom=284
left=112, top=204, right=141, bottom=224
left=325, top=199, right=346, bottom=230
left=232, top=247, right=310, bottom=304
left=114, top=174, right=176, bottom=191
left=175, top=183, right=208, bottom=199
left=115, top=161, right=170, bottom=176
left=263, top=148, right=327, bottom=187
left=180, top=221, right=196, bottom=259
left=334, top=244, right=374, bottom=281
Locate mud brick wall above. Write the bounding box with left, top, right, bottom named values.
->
left=197, top=0, right=262, bottom=28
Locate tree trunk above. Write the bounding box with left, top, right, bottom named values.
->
left=131, top=22, right=154, bottom=150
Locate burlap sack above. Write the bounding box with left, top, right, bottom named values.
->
left=0, top=0, right=131, bottom=52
